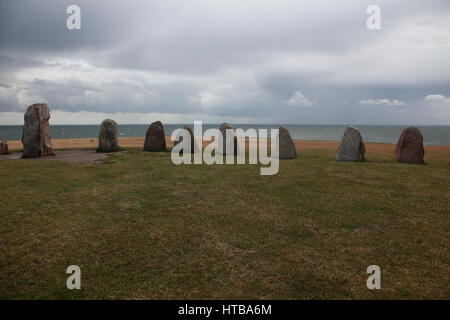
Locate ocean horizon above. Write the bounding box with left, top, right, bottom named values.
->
left=1, top=124, right=449, bottom=146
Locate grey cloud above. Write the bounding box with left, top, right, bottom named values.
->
left=1, top=0, right=450, bottom=124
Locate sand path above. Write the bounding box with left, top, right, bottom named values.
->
left=0, top=149, right=112, bottom=164
left=2, top=137, right=449, bottom=163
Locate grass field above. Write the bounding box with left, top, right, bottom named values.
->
left=0, top=141, right=449, bottom=299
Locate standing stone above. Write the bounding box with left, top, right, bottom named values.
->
left=174, top=125, right=199, bottom=153
left=97, top=119, right=119, bottom=152
left=336, top=126, right=365, bottom=162
left=22, top=103, right=53, bottom=158
left=278, top=127, right=297, bottom=159
left=219, top=122, right=238, bottom=155
left=395, top=127, right=425, bottom=164
left=0, top=141, right=8, bottom=155
left=144, top=121, right=166, bottom=152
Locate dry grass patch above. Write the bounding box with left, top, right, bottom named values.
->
left=0, top=144, right=449, bottom=299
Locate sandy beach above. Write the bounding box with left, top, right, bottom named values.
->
left=4, top=137, right=450, bottom=161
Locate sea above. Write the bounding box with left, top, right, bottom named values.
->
left=0, top=124, right=449, bottom=146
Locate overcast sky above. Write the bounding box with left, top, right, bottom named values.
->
left=1, top=0, right=450, bottom=125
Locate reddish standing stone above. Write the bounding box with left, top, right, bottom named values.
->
left=218, top=122, right=238, bottom=155
left=395, top=127, right=425, bottom=164
left=143, top=121, right=166, bottom=152
left=174, top=125, right=199, bottom=153
left=0, top=141, right=8, bottom=155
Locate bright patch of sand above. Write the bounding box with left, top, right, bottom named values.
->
left=4, top=137, right=450, bottom=161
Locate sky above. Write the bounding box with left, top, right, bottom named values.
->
left=0, top=0, right=450, bottom=125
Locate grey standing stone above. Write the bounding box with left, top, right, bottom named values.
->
left=336, top=126, right=365, bottom=162
left=278, top=127, right=297, bottom=159
left=219, top=122, right=237, bottom=155
left=174, top=125, right=199, bottom=153
left=97, top=119, right=119, bottom=152
left=144, top=121, right=166, bottom=152
left=22, top=103, right=53, bottom=158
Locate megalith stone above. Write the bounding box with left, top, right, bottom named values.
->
left=144, top=121, right=166, bottom=152
left=278, top=127, right=297, bottom=159
left=22, top=103, right=53, bottom=158
left=97, top=119, right=119, bottom=152
left=0, top=141, right=8, bottom=155
left=174, top=125, right=199, bottom=153
left=395, top=127, right=425, bottom=164
left=336, top=126, right=365, bottom=162
left=219, top=122, right=238, bottom=155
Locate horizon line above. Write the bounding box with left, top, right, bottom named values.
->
left=1, top=123, right=449, bottom=127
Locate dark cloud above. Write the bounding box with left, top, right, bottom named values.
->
left=1, top=0, right=450, bottom=124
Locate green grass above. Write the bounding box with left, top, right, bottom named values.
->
left=0, top=148, right=449, bottom=299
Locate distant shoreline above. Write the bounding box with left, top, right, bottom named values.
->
left=4, top=138, right=450, bottom=162
left=1, top=124, right=449, bottom=146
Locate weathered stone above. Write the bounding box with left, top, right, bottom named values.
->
left=97, top=119, right=119, bottom=152
left=219, top=122, right=238, bottom=155
left=336, top=126, right=365, bottom=162
left=174, top=125, right=199, bottom=153
left=144, top=121, right=166, bottom=152
left=0, top=141, right=8, bottom=155
left=395, top=127, right=425, bottom=164
left=278, top=127, right=297, bottom=159
left=22, top=103, right=53, bottom=158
